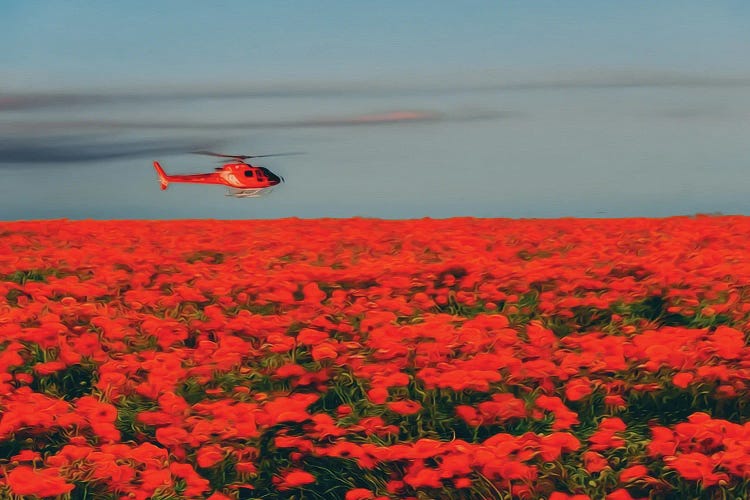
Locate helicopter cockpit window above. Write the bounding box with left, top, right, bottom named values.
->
left=244, top=170, right=254, bottom=177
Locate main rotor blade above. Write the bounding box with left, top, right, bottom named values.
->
left=192, top=150, right=303, bottom=160
left=245, top=152, right=304, bottom=159
left=191, top=150, right=244, bottom=159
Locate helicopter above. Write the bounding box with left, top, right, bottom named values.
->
left=153, top=150, right=296, bottom=198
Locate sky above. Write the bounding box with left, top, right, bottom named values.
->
left=1, top=1, right=750, bottom=219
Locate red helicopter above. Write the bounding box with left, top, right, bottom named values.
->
left=153, top=150, right=295, bottom=198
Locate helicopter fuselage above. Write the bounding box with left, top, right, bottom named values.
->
left=212, top=163, right=283, bottom=188
left=153, top=161, right=283, bottom=190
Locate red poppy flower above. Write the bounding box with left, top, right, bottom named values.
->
left=583, top=451, right=609, bottom=473
left=10, top=450, right=42, bottom=463
left=196, top=444, right=225, bottom=468
left=296, top=328, right=330, bottom=345
left=274, top=363, right=307, bottom=378
left=9, top=216, right=750, bottom=498
left=34, top=360, right=67, bottom=375
left=207, top=493, right=233, bottom=500
left=605, top=489, right=635, bottom=500
left=672, top=372, right=694, bottom=389
left=404, top=462, right=443, bottom=489
left=589, top=418, right=627, bottom=451
left=367, top=387, right=389, bottom=404
left=276, top=470, right=316, bottom=490
left=664, top=452, right=729, bottom=486
left=565, top=377, right=594, bottom=401
left=302, top=282, right=327, bottom=303
left=311, top=342, right=339, bottom=361
left=619, top=464, right=648, bottom=483
left=549, top=493, right=591, bottom=500
left=387, top=399, right=422, bottom=415
left=604, top=394, right=626, bottom=409
left=155, top=425, right=190, bottom=446
left=236, top=461, right=258, bottom=474
left=453, top=477, right=472, bottom=489
left=7, top=466, right=75, bottom=497
left=346, top=488, right=376, bottom=500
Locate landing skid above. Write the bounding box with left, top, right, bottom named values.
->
left=226, top=188, right=273, bottom=198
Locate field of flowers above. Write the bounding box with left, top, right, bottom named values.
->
left=1, top=217, right=749, bottom=499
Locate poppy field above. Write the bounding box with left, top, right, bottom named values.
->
left=1, top=216, right=749, bottom=500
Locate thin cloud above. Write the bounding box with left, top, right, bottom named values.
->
left=651, top=106, right=740, bottom=120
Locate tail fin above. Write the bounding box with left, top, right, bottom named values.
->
left=153, top=161, right=169, bottom=190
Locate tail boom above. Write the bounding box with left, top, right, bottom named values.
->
left=153, top=161, right=231, bottom=190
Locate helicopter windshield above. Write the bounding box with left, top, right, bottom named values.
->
left=259, top=167, right=281, bottom=182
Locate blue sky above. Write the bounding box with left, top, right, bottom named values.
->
left=1, top=1, right=749, bottom=220
left=2, top=1, right=749, bottom=90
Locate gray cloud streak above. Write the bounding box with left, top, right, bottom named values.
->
left=2, top=74, right=749, bottom=111
left=0, top=137, right=220, bottom=164
left=1, top=109, right=508, bottom=134
left=0, top=109, right=507, bottom=166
